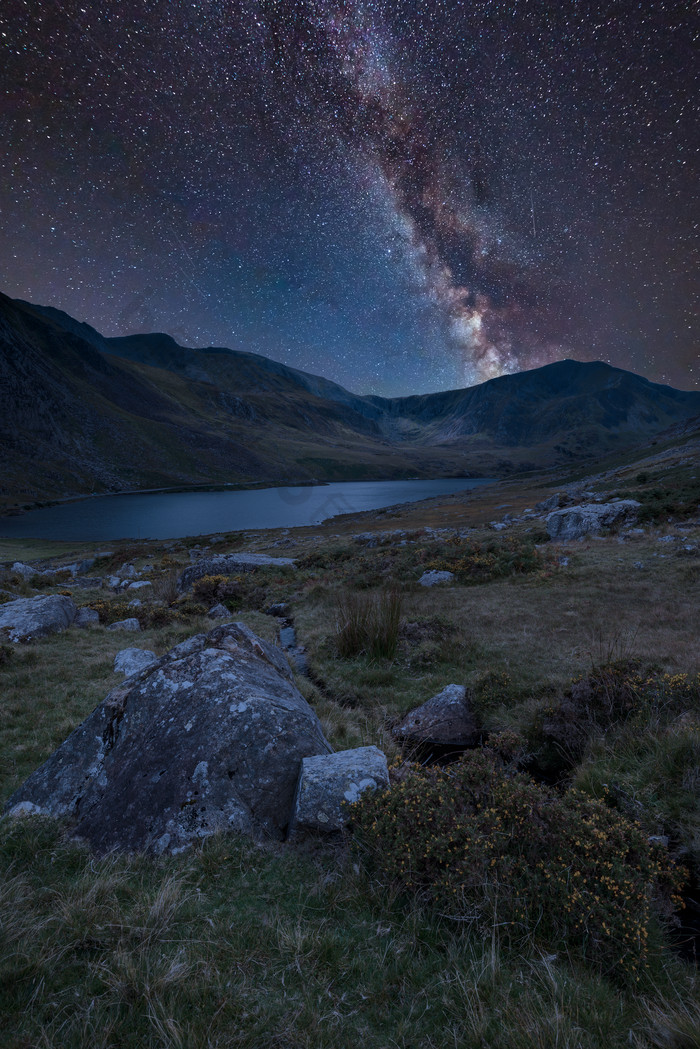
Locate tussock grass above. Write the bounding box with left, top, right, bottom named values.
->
left=334, top=588, right=403, bottom=660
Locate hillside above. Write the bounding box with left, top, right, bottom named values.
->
left=1, top=294, right=698, bottom=510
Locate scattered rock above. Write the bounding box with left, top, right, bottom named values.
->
left=290, top=746, right=389, bottom=836
left=178, top=553, right=296, bottom=592
left=0, top=594, right=77, bottom=643
left=74, top=606, right=100, bottom=628
left=535, top=493, right=569, bottom=512
left=128, top=580, right=152, bottom=590
left=127, top=599, right=142, bottom=609
left=113, top=647, right=158, bottom=677
left=419, top=570, right=454, bottom=587
left=546, top=500, right=641, bottom=540
left=266, top=602, right=289, bottom=617
left=4, top=622, right=332, bottom=853
left=490, top=521, right=508, bottom=531
left=392, top=684, right=480, bottom=750
left=207, top=603, right=230, bottom=618
left=657, top=535, right=677, bottom=543
left=119, top=563, right=138, bottom=579
left=11, top=561, right=36, bottom=581
left=106, top=618, right=141, bottom=632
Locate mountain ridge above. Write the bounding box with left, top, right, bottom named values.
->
left=2, top=293, right=698, bottom=510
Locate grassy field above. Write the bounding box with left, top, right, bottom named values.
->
left=1, top=456, right=699, bottom=1048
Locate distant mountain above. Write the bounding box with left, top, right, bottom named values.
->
left=1, top=294, right=698, bottom=510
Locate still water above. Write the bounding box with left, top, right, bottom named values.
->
left=0, top=478, right=494, bottom=542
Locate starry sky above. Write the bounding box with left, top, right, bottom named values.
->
left=1, top=0, right=697, bottom=396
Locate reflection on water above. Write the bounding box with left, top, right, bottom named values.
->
left=0, top=478, right=495, bottom=542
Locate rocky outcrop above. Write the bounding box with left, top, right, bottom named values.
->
left=4, top=623, right=331, bottom=852
left=546, top=500, right=641, bottom=540
left=178, top=553, right=296, bottom=592
left=0, top=594, right=77, bottom=643
left=106, top=618, right=141, bottom=632
left=392, top=684, right=480, bottom=750
left=290, top=746, right=389, bottom=835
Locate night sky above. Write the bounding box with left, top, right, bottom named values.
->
left=1, top=0, right=697, bottom=396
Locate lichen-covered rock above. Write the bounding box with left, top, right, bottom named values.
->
left=207, top=602, right=230, bottom=618
left=4, top=622, right=331, bottom=853
left=178, top=553, right=296, bottom=592
left=290, top=746, right=388, bottom=835
left=392, top=684, right=479, bottom=746
left=114, top=647, right=158, bottom=676
left=546, top=500, right=640, bottom=540
left=0, top=594, right=77, bottom=643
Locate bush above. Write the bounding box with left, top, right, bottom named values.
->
left=425, top=536, right=546, bottom=584
left=334, top=588, right=403, bottom=660
left=192, top=574, right=242, bottom=609
left=348, top=751, right=685, bottom=978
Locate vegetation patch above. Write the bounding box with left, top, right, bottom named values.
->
left=349, top=750, right=686, bottom=979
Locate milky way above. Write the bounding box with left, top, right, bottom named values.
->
left=0, top=0, right=696, bottom=394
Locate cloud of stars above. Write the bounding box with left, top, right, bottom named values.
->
left=0, top=0, right=696, bottom=394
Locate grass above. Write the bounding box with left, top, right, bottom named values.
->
left=0, top=819, right=697, bottom=1049
left=1, top=460, right=700, bottom=1046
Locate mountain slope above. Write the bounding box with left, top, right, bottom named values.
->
left=2, top=294, right=699, bottom=509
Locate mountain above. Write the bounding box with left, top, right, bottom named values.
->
left=1, top=293, right=698, bottom=510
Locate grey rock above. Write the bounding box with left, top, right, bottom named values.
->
left=266, top=602, right=289, bottom=617
left=178, top=553, right=296, bottom=592
left=419, top=570, right=455, bottom=587
left=290, top=746, right=389, bottom=835
left=657, top=535, right=677, bottom=543
left=535, top=493, right=568, bottom=512
left=546, top=500, right=641, bottom=540
left=0, top=594, right=77, bottom=643
left=207, top=602, right=230, bottom=618
left=114, top=647, right=158, bottom=677
left=74, top=606, right=100, bottom=628
left=106, top=618, right=141, bottom=632
left=392, top=684, right=479, bottom=746
left=107, top=575, right=123, bottom=589
left=119, top=563, right=138, bottom=579
left=128, top=580, right=152, bottom=590
left=127, top=599, right=142, bottom=609
left=4, top=622, right=331, bottom=853
left=490, top=521, right=508, bottom=531
left=7, top=800, right=48, bottom=818
left=11, top=561, right=36, bottom=581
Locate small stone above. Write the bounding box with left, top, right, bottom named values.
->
left=290, top=746, right=389, bottom=835
left=106, top=618, right=141, bottom=632
left=419, top=570, right=454, bottom=587
left=74, top=607, right=100, bottom=628
left=128, top=580, right=152, bottom=590
left=114, top=647, right=158, bottom=676
left=207, top=603, right=230, bottom=618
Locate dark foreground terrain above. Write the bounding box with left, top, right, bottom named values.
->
left=1, top=433, right=699, bottom=1048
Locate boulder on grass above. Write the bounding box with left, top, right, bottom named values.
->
left=178, top=553, right=296, bottom=592
left=74, top=607, right=100, bottom=628
left=392, top=684, right=479, bottom=749
left=114, top=648, right=158, bottom=677
left=0, top=594, right=77, bottom=643
left=546, top=500, right=640, bottom=540
left=290, top=746, right=389, bottom=835
left=4, top=622, right=332, bottom=853
left=106, top=618, right=141, bottom=632
left=419, top=570, right=454, bottom=587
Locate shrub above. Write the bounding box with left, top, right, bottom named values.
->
left=334, top=588, right=403, bottom=660
left=192, top=574, right=242, bottom=609
left=425, top=536, right=546, bottom=584
left=348, top=751, right=685, bottom=978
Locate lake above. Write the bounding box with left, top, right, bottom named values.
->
left=0, top=478, right=495, bottom=542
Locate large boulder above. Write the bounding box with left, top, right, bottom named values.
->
left=0, top=594, right=77, bottom=643
left=392, top=684, right=480, bottom=749
left=546, top=500, right=640, bottom=540
left=178, top=553, right=296, bottom=592
left=4, top=622, right=331, bottom=852
left=290, top=746, right=389, bottom=836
